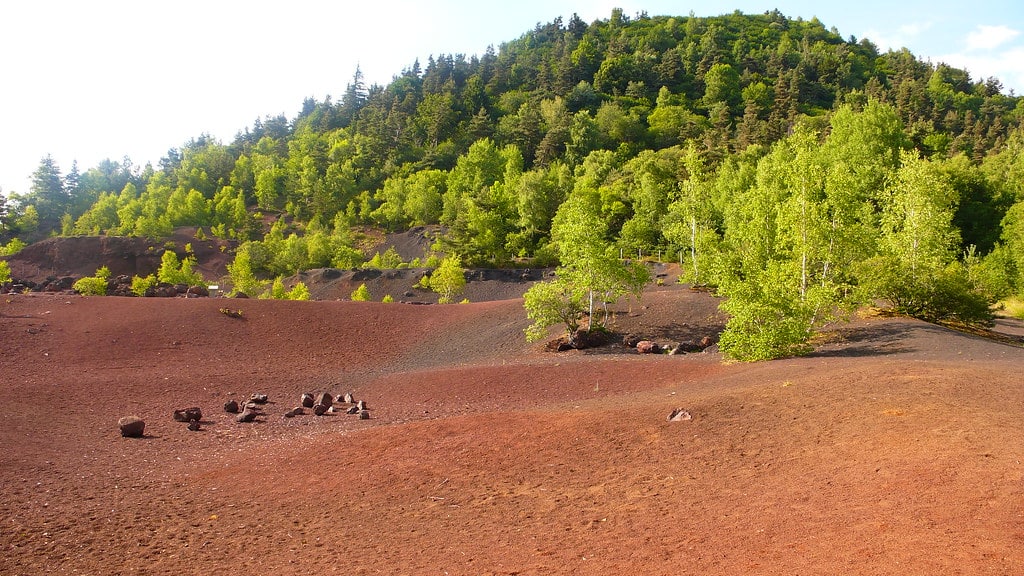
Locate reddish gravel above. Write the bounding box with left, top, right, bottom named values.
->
left=1, top=288, right=1023, bottom=575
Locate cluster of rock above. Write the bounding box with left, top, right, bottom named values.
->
left=172, top=406, right=203, bottom=431
left=4, top=276, right=76, bottom=294
left=294, top=391, right=370, bottom=420
left=223, top=392, right=269, bottom=422
left=623, top=334, right=718, bottom=355
left=222, top=391, right=371, bottom=422
left=119, top=390, right=373, bottom=438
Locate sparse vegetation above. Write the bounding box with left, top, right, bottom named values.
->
left=73, top=266, right=111, bottom=296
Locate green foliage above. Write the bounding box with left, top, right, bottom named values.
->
left=287, top=281, right=311, bottom=301
left=226, top=245, right=265, bottom=297
left=261, top=278, right=310, bottom=300
left=350, top=283, right=371, bottom=301
left=523, top=277, right=588, bottom=342
left=72, top=266, right=111, bottom=296
left=1, top=238, right=26, bottom=256
left=362, top=246, right=404, bottom=269
left=18, top=11, right=1024, bottom=359
left=428, top=256, right=467, bottom=303
left=381, top=294, right=395, bottom=303
left=130, top=274, right=157, bottom=297
left=0, top=260, right=11, bottom=285
left=157, top=250, right=204, bottom=286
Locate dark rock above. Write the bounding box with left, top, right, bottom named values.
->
left=346, top=405, right=359, bottom=414
left=572, top=329, right=608, bottom=349
left=118, top=416, right=145, bottom=438
left=185, top=285, right=209, bottom=298
left=699, top=335, right=716, bottom=349
left=186, top=421, right=202, bottom=431
left=676, top=340, right=703, bottom=353
left=172, top=407, right=203, bottom=422
left=300, top=393, right=315, bottom=408
left=284, top=407, right=304, bottom=418
left=342, top=393, right=355, bottom=404
left=236, top=410, right=257, bottom=423
left=313, top=403, right=328, bottom=416
left=356, top=400, right=367, bottom=411
left=316, top=392, right=333, bottom=407
left=623, top=333, right=643, bottom=348
left=249, top=393, right=268, bottom=404
left=358, top=410, right=370, bottom=420
left=223, top=400, right=240, bottom=413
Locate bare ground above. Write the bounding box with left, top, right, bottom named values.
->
left=1, top=285, right=1023, bottom=575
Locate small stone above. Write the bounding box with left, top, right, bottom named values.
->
left=346, top=405, right=359, bottom=415
left=187, top=420, right=201, bottom=431
left=667, top=408, right=692, bottom=422
left=236, top=410, right=257, bottom=423
left=173, top=407, right=202, bottom=422
left=342, top=393, right=355, bottom=404
left=313, top=403, right=328, bottom=416
left=223, top=400, right=240, bottom=413
left=249, top=393, right=268, bottom=404
left=300, top=393, right=315, bottom=408
left=358, top=410, right=370, bottom=420
left=118, top=416, right=145, bottom=438
left=356, top=400, right=367, bottom=411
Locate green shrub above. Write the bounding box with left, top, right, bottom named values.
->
left=286, top=282, right=310, bottom=301
left=0, top=238, right=26, bottom=256
left=73, top=267, right=112, bottom=296
left=0, top=260, right=11, bottom=284
left=381, top=294, right=394, bottom=303
left=130, top=274, right=157, bottom=297
left=351, top=283, right=370, bottom=301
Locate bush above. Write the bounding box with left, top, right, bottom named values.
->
left=130, top=274, right=157, bottom=297
left=351, top=283, right=370, bottom=301
left=1, top=238, right=26, bottom=256
left=0, top=260, right=11, bottom=284
left=73, top=267, right=112, bottom=296
left=428, top=256, right=466, bottom=304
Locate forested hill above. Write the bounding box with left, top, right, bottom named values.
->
left=4, top=8, right=1024, bottom=359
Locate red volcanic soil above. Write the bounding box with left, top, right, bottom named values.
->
left=2, top=288, right=1023, bottom=575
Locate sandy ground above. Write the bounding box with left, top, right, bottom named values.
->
left=1, top=287, right=1023, bottom=575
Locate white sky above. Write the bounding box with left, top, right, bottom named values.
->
left=1, top=0, right=1022, bottom=196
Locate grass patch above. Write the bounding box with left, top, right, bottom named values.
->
left=997, top=297, right=1024, bottom=320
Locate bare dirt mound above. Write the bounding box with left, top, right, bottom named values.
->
left=1, top=289, right=1022, bottom=575
left=3, top=228, right=235, bottom=286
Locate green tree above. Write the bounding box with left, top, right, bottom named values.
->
left=523, top=276, right=587, bottom=342
left=0, top=260, right=11, bottom=285
left=428, top=255, right=467, bottom=303
left=227, top=245, right=264, bottom=296
left=28, top=155, right=70, bottom=226
left=351, top=283, right=371, bottom=301
left=158, top=250, right=204, bottom=286
left=857, top=150, right=993, bottom=323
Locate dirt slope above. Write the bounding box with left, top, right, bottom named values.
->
left=1, top=290, right=1022, bottom=575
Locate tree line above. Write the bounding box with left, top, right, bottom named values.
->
left=2, top=9, right=1023, bottom=360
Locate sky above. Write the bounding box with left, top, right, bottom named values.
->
left=1, top=0, right=1022, bottom=197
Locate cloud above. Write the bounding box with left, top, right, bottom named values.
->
left=939, top=46, right=1024, bottom=93
left=862, top=20, right=933, bottom=52
left=965, top=24, right=1021, bottom=52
